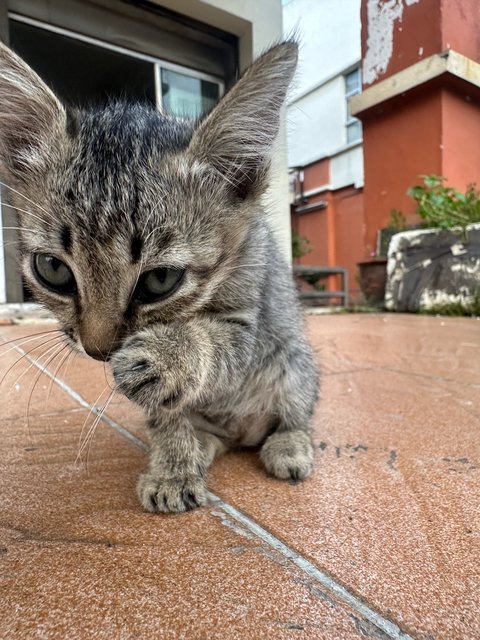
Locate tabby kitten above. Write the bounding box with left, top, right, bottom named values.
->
left=0, top=40, right=318, bottom=512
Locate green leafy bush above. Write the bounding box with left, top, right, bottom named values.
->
left=388, top=208, right=407, bottom=231
left=407, top=175, right=480, bottom=231
left=303, top=273, right=326, bottom=290
left=291, top=230, right=313, bottom=259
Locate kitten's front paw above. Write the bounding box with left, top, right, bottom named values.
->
left=260, top=431, right=314, bottom=481
left=111, top=326, right=209, bottom=411
left=137, top=472, right=207, bottom=513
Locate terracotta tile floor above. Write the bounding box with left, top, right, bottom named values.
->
left=0, top=314, right=479, bottom=639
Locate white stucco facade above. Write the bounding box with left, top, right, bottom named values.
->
left=283, top=0, right=364, bottom=190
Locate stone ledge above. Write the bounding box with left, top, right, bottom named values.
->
left=350, top=50, right=480, bottom=117
left=386, top=224, right=480, bottom=312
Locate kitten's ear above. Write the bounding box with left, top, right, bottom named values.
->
left=0, top=41, right=66, bottom=182
left=187, top=41, right=298, bottom=199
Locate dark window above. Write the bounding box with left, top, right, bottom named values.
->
left=10, top=20, right=156, bottom=107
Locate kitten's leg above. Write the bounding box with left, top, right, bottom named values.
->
left=111, top=318, right=252, bottom=512
left=137, top=424, right=227, bottom=513
left=137, top=414, right=208, bottom=513
left=195, top=429, right=228, bottom=468
left=260, top=347, right=318, bottom=482
left=190, top=412, right=229, bottom=467
left=260, top=430, right=314, bottom=481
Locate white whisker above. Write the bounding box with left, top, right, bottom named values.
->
left=85, top=391, right=115, bottom=469
left=26, top=342, right=67, bottom=436
left=76, top=388, right=115, bottom=470
left=1, top=335, right=64, bottom=386
left=2, top=226, right=49, bottom=235
left=76, top=385, right=110, bottom=466
left=1, top=201, right=55, bottom=228
left=9, top=338, right=64, bottom=390
left=45, top=346, right=72, bottom=410
left=0, top=180, right=55, bottom=220
left=0, top=330, right=62, bottom=358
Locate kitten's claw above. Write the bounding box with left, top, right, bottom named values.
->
left=110, top=328, right=205, bottom=411
left=260, top=430, right=314, bottom=481
left=137, top=473, right=207, bottom=513
left=131, top=361, right=148, bottom=371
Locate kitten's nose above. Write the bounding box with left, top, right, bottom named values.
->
left=79, top=319, right=121, bottom=362
left=84, top=347, right=111, bottom=362
left=79, top=325, right=120, bottom=362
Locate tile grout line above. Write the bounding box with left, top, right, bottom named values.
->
left=209, top=495, right=413, bottom=640
left=342, top=363, right=480, bottom=388
left=10, top=341, right=414, bottom=640
left=9, top=342, right=148, bottom=452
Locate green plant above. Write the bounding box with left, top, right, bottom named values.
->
left=407, top=175, right=480, bottom=232
left=375, top=209, right=408, bottom=258
left=419, top=292, right=480, bottom=317
left=338, top=304, right=380, bottom=314
left=291, top=229, right=313, bottom=259
left=303, top=273, right=326, bottom=290
left=388, top=208, right=407, bottom=231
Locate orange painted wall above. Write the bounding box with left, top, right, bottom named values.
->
left=303, top=158, right=329, bottom=192
left=333, top=187, right=364, bottom=298
left=361, top=90, right=442, bottom=257
left=293, top=195, right=330, bottom=267
left=292, top=186, right=364, bottom=300
left=441, top=89, right=480, bottom=188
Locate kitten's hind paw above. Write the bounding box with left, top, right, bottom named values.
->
left=260, top=430, right=314, bottom=482
left=137, top=473, right=207, bottom=513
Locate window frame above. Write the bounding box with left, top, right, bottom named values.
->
left=9, top=12, right=225, bottom=113
left=344, top=67, right=362, bottom=145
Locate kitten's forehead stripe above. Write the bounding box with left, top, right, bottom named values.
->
left=131, top=235, right=143, bottom=263
left=131, top=184, right=140, bottom=225
left=62, top=101, right=196, bottom=236
left=61, top=225, right=72, bottom=253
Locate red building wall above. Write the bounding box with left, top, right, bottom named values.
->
left=333, top=187, right=364, bottom=292
left=292, top=0, right=480, bottom=306
left=292, top=166, right=364, bottom=302
left=441, top=89, right=480, bottom=189
left=361, top=0, right=441, bottom=85
left=361, top=90, right=443, bottom=257
left=358, top=0, right=480, bottom=260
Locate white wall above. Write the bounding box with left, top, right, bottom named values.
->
left=330, top=144, right=364, bottom=190
left=287, top=75, right=346, bottom=167
left=283, top=0, right=363, bottom=186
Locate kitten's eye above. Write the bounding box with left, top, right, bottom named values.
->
left=134, top=267, right=185, bottom=304
left=32, top=254, right=76, bottom=295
